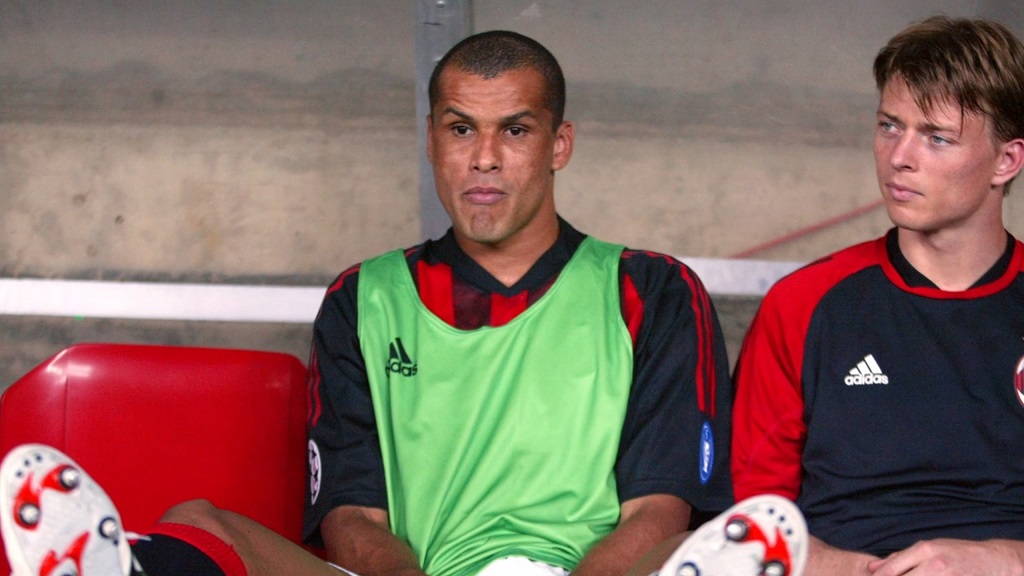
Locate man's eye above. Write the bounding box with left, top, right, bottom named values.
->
left=452, top=125, right=471, bottom=136
left=507, top=126, right=526, bottom=136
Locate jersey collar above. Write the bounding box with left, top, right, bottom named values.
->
left=426, top=216, right=586, bottom=297
left=883, top=227, right=1019, bottom=296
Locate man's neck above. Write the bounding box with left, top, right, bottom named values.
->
left=897, top=222, right=1007, bottom=291
left=457, top=219, right=560, bottom=288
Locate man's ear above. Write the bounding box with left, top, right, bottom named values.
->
left=552, top=121, right=575, bottom=171
left=993, top=138, right=1024, bottom=187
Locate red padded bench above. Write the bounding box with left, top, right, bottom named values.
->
left=0, top=343, right=310, bottom=574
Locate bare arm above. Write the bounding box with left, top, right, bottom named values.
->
left=622, top=531, right=688, bottom=576
left=805, top=536, right=877, bottom=576
left=867, top=538, right=1024, bottom=576
left=321, top=505, right=426, bottom=576
left=573, top=494, right=691, bottom=576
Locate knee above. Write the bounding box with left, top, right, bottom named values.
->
left=162, top=498, right=219, bottom=524
left=160, top=499, right=235, bottom=543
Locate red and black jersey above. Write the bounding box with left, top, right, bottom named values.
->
left=304, top=219, right=734, bottom=545
left=733, top=228, right=1024, bottom=556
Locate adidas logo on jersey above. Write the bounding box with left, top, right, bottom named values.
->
left=845, top=354, right=889, bottom=385
left=386, top=337, right=417, bottom=377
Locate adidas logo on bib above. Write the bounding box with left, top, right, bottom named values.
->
left=386, top=337, right=418, bottom=377
left=845, top=354, right=889, bottom=385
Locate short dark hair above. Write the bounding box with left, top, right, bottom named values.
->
left=428, top=30, right=566, bottom=129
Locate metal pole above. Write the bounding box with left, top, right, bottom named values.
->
left=415, top=0, right=472, bottom=242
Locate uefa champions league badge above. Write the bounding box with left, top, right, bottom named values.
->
left=309, top=440, right=322, bottom=505
left=1015, top=353, right=1024, bottom=409
left=699, top=421, right=714, bottom=485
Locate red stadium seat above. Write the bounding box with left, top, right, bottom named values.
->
left=0, top=343, right=310, bottom=574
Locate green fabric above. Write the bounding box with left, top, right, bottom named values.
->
left=358, top=237, right=633, bottom=575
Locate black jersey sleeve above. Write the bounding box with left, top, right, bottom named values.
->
left=615, top=250, right=734, bottom=516
left=303, top=265, right=388, bottom=546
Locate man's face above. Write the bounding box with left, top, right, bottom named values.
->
left=873, top=77, right=1015, bottom=237
left=427, top=67, right=573, bottom=252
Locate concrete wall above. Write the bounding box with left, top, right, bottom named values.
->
left=2, top=1, right=1022, bottom=388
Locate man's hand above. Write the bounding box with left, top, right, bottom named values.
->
left=867, top=539, right=1024, bottom=576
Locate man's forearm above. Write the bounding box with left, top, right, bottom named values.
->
left=806, top=535, right=877, bottom=576
left=321, top=506, right=426, bottom=576
left=574, top=495, right=690, bottom=576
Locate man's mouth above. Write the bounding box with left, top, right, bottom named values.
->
left=886, top=182, right=920, bottom=202
left=464, top=187, right=506, bottom=205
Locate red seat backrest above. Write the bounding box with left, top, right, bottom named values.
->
left=0, top=343, right=309, bottom=574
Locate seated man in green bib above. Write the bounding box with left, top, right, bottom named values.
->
left=302, top=29, right=735, bottom=576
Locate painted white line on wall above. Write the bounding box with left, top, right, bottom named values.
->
left=683, top=257, right=802, bottom=296
left=0, top=258, right=801, bottom=322
left=0, top=279, right=326, bottom=323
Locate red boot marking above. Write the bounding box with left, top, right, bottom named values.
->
left=13, top=465, right=77, bottom=529
left=38, top=531, right=89, bottom=576
left=726, top=512, right=792, bottom=575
